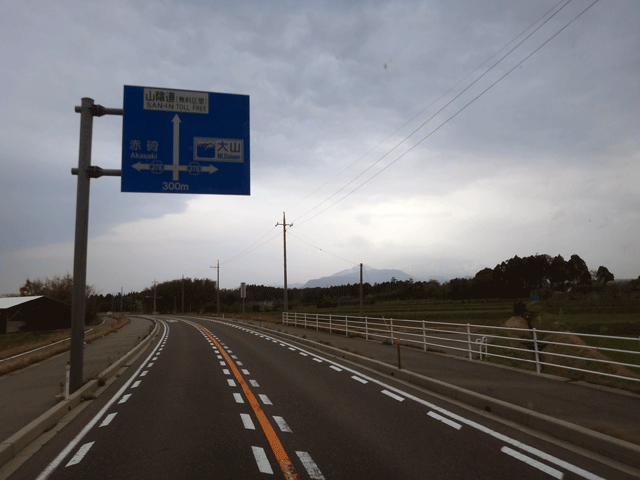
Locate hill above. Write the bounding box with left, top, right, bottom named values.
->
left=303, top=266, right=414, bottom=288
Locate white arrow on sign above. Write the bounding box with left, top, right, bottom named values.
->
left=130, top=113, right=219, bottom=182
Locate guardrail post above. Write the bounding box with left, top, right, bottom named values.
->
left=345, top=315, right=348, bottom=336
left=422, top=320, right=426, bottom=352
left=390, top=318, right=394, bottom=341
left=533, top=328, right=541, bottom=374
left=294, top=313, right=297, bottom=328
left=467, top=323, right=472, bottom=360
left=316, top=313, right=319, bottom=331
left=329, top=314, right=332, bottom=334
left=304, top=312, right=307, bottom=329
left=365, top=317, right=369, bottom=340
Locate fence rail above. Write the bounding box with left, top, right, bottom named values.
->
left=282, top=312, right=640, bottom=384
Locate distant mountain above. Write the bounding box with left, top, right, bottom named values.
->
left=303, top=265, right=414, bottom=288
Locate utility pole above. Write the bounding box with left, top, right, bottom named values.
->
left=120, top=286, right=123, bottom=312
left=276, top=212, right=293, bottom=312
left=182, top=274, right=184, bottom=314
left=360, top=263, right=363, bottom=315
left=210, top=262, right=220, bottom=315
left=153, top=280, right=157, bottom=313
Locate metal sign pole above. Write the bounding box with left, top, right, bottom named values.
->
left=69, top=97, right=94, bottom=393
left=70, top=99, right=123, bottom=394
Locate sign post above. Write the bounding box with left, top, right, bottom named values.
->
left=69, top=86, right=249, bottom=394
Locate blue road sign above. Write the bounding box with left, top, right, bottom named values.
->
left=121, top=86, right=250, bottom=195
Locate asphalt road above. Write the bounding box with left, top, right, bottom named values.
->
left=8, top=317, right=637, bottom=480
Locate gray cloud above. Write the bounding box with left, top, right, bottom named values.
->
left=1, top=0, right=639, bottom=295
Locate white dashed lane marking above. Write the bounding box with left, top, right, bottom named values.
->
left=99, top=413, right=117, bottom=428
left=382, top=390, right=404, bottom=402
left=273, top=416, right=292, bottom=433
left=428, top=411, right=462, bottom=430
left=296, top=451, right=325, bottom=480
left=240, top=413, right=256, bottom=430
left=65, top=442, right=94, bottom=467
left=252, top=446, right=273, bottom=474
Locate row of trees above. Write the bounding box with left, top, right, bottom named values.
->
left=15, top=254, right=639, bottom=319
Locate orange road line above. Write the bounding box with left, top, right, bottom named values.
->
left=190, top=322, right=299, bottom=480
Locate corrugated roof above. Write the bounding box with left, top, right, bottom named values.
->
left=0, top=296, right=43, bottom=310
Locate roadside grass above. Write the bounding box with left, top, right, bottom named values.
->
left=0, top=314, right=130, bottom=377
left=486, top=338, right=538, bottom=372
left=0, top=329, right=72, bottom=361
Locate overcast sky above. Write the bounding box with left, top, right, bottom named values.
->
left=1, top=0, right=639, bottom=296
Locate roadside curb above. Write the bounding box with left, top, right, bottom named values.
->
left=242, top=322, right=640, bottom=471
left=0, top=317, right=159, bottom=470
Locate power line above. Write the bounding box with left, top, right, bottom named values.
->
left=295, top=0, right=598, bottom=227
left=221, top=228, right=281, bottom=265
left=219, top=0, right=592, bottom=266
left=292, top=0, right=573, bottom=227
left=287, top=230, right=359, bottom=266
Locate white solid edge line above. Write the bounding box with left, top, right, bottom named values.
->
left=65, top=441, right=95, bottom=467
left=35, top=320, right=169, bottom=480
left=296, top=451, right=325, bottom=480
left=427, top=411, right=462, bottom=430
left=252, top=446, right=274, bottom=474
left=502, top=446, right=564, bottom=479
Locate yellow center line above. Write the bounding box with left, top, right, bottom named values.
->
left=189, top=322, right=299, bottom=480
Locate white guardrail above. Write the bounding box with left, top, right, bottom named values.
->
left=282, top=312, right=640, bottom=384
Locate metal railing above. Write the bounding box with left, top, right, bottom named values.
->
left=282, top=312, right=640, bottom=384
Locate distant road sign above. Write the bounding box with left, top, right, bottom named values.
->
left=121, top=86, right=250, bottom=195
